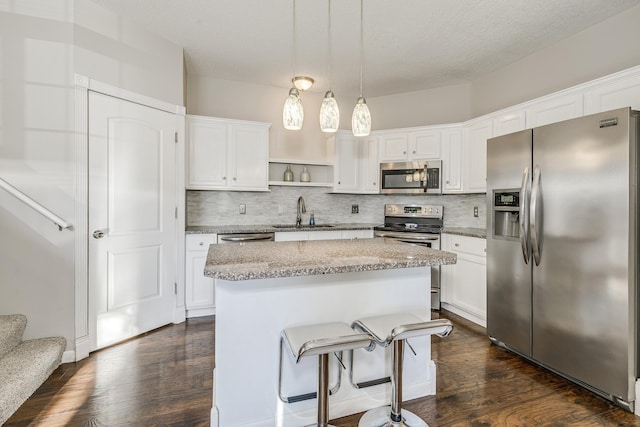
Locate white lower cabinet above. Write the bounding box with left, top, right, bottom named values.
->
left=185, top=233, right=217, bottom=317
left=274, top=229, right=374, bottom=242
left=441, top=233, right=487, bottom=327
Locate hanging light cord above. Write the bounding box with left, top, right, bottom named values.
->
left=359, top=0, right=364, bottom=97
left=292, top=0, right=296, bottom=79
left=327, top=0, right=332, bottom=90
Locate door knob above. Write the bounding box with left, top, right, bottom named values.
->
left=93, top=230, right=105, bottom=239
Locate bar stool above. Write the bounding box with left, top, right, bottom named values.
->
left=279, top=322, right=375, bottom=427
left=351, top=313, right=453, bottom=427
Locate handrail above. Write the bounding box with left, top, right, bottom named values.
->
left=0, top=177, right=73, bottom=231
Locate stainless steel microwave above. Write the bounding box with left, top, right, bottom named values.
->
left=379, top=160, right=442, bottom=194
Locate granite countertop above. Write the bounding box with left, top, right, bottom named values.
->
left=204, top=238, right=457, bottom=281
left=442, top=227, right=487, bottom=239
left=186, top=223, right=380, bottom=234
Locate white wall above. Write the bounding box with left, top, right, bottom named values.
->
left=368, top=83, right=472, bottom=130
left=0, top=0, right=184, bottom=353
left=74, top=0, right=184, bottom=106
left=0, top=2, right=77, bottom=349
left=187, top=75, right=337, bottom=162
left=470, top=4, right=640, bottom=116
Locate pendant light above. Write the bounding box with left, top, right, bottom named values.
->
left=283, top=0, right=304, bottom=130
left=352, top=0, right=371, bottom=137
left=319, top=0, right=339, bottom=133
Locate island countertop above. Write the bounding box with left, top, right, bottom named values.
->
left=204, top=238, right=456, bottom=281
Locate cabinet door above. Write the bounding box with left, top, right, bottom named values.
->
left=448, top=253, right=487, bottom=325
left=334, top=133, right=360, bottom=193
left=228, top=124, right=269, bottom=190
left=526, top=93, right=583, bottom=128
left=185, top=251, right=215, bottom=311
left=308, top=230, right=343, bottom=240
left=409, top=130, right=441, bottom=160
left=584, top=72, right=640, bottom=114
left=464, top=120, right=491, bottom=193
left=378, top=133, right=409, bottom=161
left=187, top=118, right=228, bottom=189
left=360, top=136, right=379, bottom=193
left=442, top=128, right=462, bottom=193
left=185, top=234, right=217, bottom=316
left=492, top=110, right=526, bottom=137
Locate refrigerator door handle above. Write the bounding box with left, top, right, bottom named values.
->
left=530, top=165, right=542, bottom=266
left=519, top=167, right=531, bottom=264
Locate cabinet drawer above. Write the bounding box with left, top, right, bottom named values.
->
left=448, top=234, right=486, bottom=257
left=186, top=233, right=217, bottom=250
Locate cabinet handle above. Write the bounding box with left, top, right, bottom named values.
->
left=373, top=182, right=376, bottom=185
left=446, top=180, right=450, bottom=184
left=338, top=181, right=341, bottom=184
left=233, top=177, right=237, bottom=181
left=412, top=150, right=416, bottom=154
left=454, top=243, right=460, bottom=247
left=199, top=242, right=204, bottom=246
left=222, top=176, right=227, bottom=180
left=403, top=151, right=406, bottom=154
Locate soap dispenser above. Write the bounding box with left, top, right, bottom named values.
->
left=309, top=212, right=315, bottom=226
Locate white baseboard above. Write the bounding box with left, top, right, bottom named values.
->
left=61, top=350, right=76, bottom=364
left=174, top=305, right=186, bottom=324
left=186, top=307, right=216, bottom=318
left=74, top=335, right=91, bottom=361
left=441, top=302, right=486, bottom=327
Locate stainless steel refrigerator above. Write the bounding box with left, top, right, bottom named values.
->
left=486, top=107, right=639, bottom=411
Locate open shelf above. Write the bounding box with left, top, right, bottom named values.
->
left=268, top=159, right=334, bottom=188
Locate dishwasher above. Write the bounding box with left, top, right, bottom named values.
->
left=217, top=232, right=275, bottom=243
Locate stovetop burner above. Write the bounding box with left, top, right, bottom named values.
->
left=374, top=204, right=444, bottom=235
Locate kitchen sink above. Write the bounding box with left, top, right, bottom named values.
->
left=271, top=224, right=335, bottom=229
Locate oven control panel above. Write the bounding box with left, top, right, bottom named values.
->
left=384, top=204, right=443, bottom=218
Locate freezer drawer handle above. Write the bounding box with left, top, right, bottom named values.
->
left=519, top=167, right=531, bottom=264
left=530, top=165, right=542, bottom=266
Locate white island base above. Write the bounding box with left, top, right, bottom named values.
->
left=211, top=267, right=437, bottom=427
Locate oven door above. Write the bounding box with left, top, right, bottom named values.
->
left=374, top=230, right=442, bottom=310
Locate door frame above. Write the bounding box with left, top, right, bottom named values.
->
left=74, top=75, right=186, bottom=361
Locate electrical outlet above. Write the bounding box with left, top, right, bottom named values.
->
left=473, top=206, right=479, bottom=217
left=352, top=204, right=359, bottom=214
left=239, top=204, right=246, bottom=214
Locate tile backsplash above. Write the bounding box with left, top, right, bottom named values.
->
left=187, top=187, right=487, bottom=228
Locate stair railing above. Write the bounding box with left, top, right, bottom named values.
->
left=0, top=177, right=73, bottom=231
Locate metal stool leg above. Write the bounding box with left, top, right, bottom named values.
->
left=309, top=352, right=336, bottom=427
left=358, top=339, right=428, bottom=427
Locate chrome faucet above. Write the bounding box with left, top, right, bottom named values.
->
left=296, top=196, right=306, bottom=227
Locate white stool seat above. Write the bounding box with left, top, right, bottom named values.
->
left=351, top=313, right=453, bottom=427
left=279, top=321, right=374, bottom=427
left=353, top=313, right=453, bottom=345
left=282, top=322, right=374, bottom=362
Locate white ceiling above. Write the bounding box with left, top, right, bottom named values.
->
left=89, top=0, right=640, bottom=97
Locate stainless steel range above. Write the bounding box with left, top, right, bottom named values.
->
left=374, top=204, right=443, bottom=310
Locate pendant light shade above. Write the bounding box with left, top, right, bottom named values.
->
left=351, top=96, right=371, bottom=137
left=283, top=87, right=304, bottom=130
left=283, top=0, right=305, bottom=131
left=320, top=91, right=339, bottom=133
left=319, top=0, right=339, bottom=133
left=352, top=0, right=371, bottom=137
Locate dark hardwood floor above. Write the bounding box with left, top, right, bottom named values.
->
left=6, top=310, right=640, bottom=426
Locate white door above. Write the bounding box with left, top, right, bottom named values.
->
left=88, top=92, right=177, bottom=351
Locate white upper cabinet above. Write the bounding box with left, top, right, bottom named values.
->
left=525, top=93, right=583, bottom=128
left=378, top=133, right=409, bottom=161
left=409, top=130, right=441, bottom=160
left=463, top=119, right=492, bottom=193
left=360, top=136, right=380, bottom=194
left=333, top=132, right=360, bottom=193
left=442, top=127, right=463, bottom=193
left=186, top=115, right=270, bottom=191
left=492, top=110, right=526, bottom=137
left=333, top=132, right=379, bottom=194
left=583, top=69, right=640, bottom=114
left=378, top=129, right=441, bottom=162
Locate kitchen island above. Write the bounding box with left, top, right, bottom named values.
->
left=204, top=238, right=456, bottom=427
